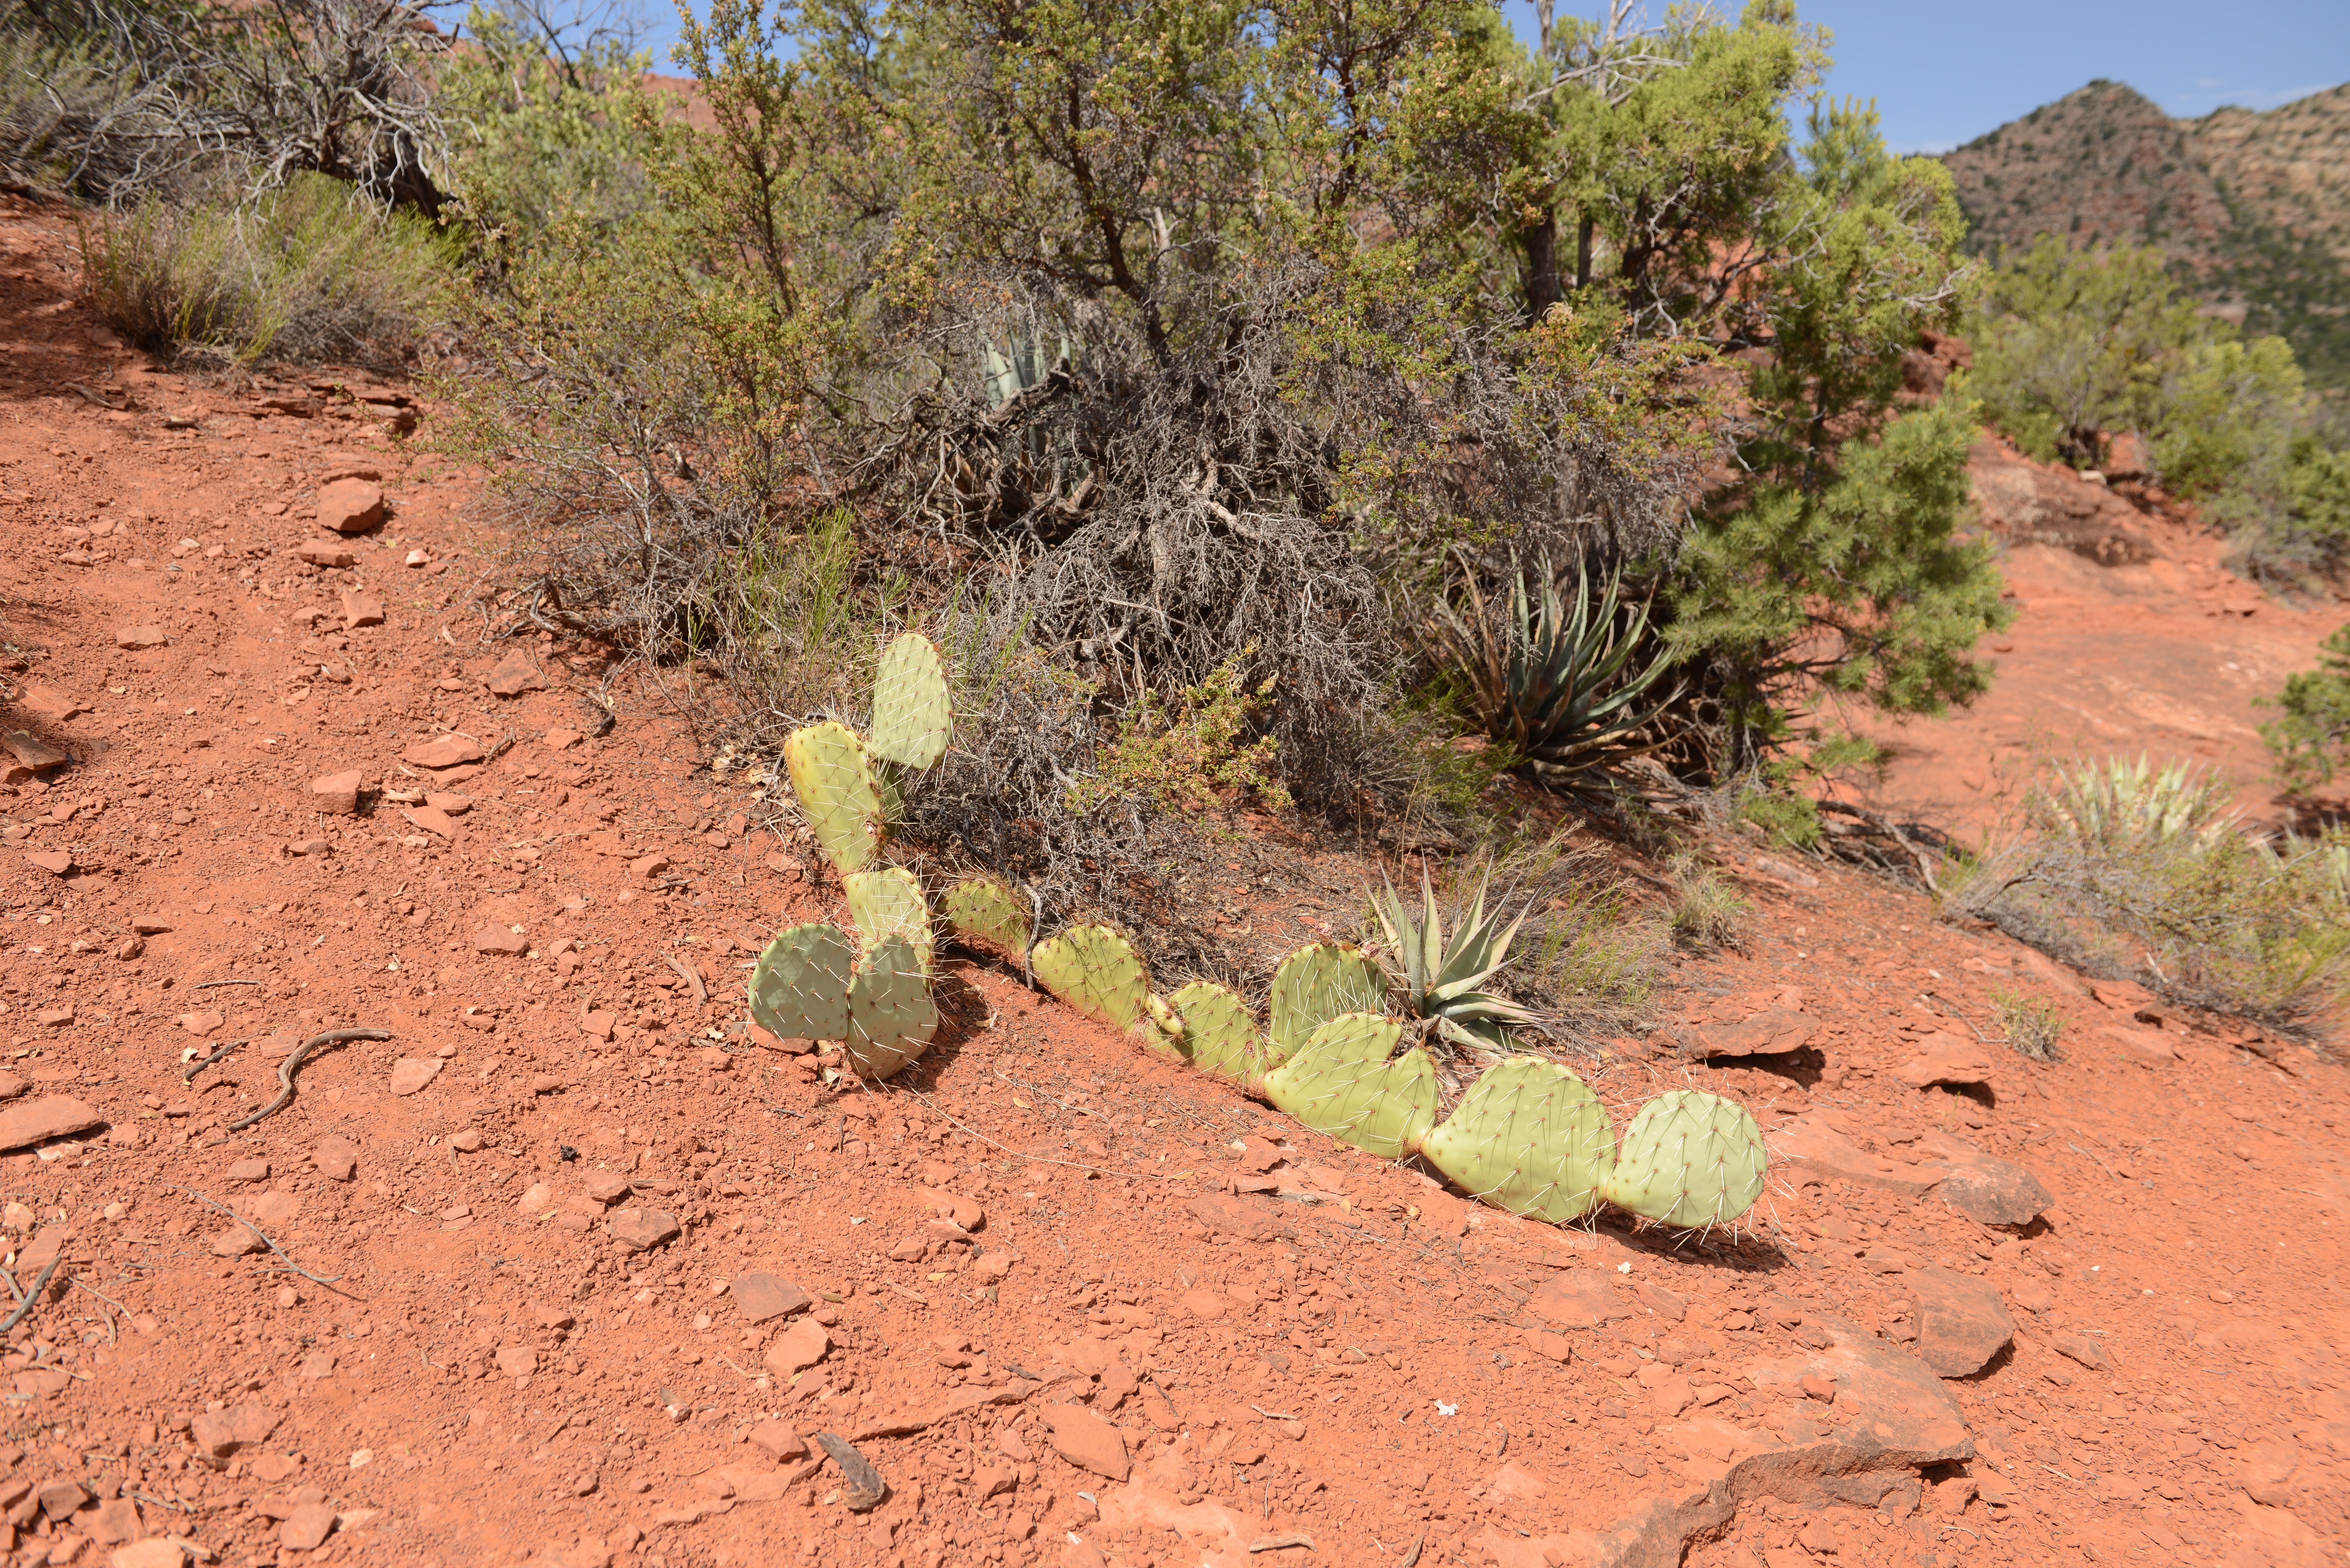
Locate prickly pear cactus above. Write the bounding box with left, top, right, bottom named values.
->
left=942, top=876, right=1030, bottom=959
left=1031, top=925, right=1152, bottom=1030
left=1266, top=944, right=1387, bottom=1063
left=1262, top=1013, right=1437, bottom=1160
left=845, top=866, right=934, bottom=974
left=1422, top=1058, right=1614, bottom=1223
left=1598, top=1089, right=1767, bottom=1228
left=868, top=632, right=953, bottom=771
left=843, top=936, right=938, bottom=1080
left=1167, top=981, right=1267, bottom=1085
left=748, top=923, right=855, bottom=1043
left=785, top=720, right=884, bottom=874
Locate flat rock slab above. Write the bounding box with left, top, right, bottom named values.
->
left=1689, top=1007, right=1816, bottom=1059
left=609, top=1207, right=680, bottom=1251
left=191, top=1404, right=280, bottom=1459
left=2099, top=1024, right=2180, bottom=1068
left=388, top=1057, right=443, bottom=1096
left=402, top=734, right=485, bottom=769
left=1506, top=1314, right=1974, bottom=1568
left=763, top=1319, right=829, bottom=1375
left=1890, top=1032, right=1997, bottom=1089
left=115, top=625, right=167, bottom=649
left=732, top=1271, right=810, bottom=1324
left=317, top=479, right=385, bottom=533
left=1527, top=1270, right=1632, bottom=1330
left=1773, top=1114, right=2052, bottom=1226
left=0, top=1096, right=102, bottom=1151
left=1907, top=1267, right=2015, bottom=1377
left=1041, top=1403, right=1130, bottom=1481
left=486, top=651, right=549, bottom=696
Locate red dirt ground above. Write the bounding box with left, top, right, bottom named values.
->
left=0, top=193, right=2345, bottom=1568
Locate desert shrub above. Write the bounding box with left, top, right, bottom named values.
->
left=80, top=171, right=454, bottom=367
left=1666, top=854, right=1747, bottom=949
left=1067, top=656, right=1291, bottom=819
left=1988, top=987, right=2064, bottom=1063
left=2260, top=621, right=2350, bottom=791
left=2, top=0, right=449, bottom=208
left=1941, top=754, right=2350, bottom=1030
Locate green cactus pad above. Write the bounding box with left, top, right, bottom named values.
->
left=844, top=866, right=934, bottom=974
left=784, top=720, right=884, bottom=874
left=1168, top=981, right=1267, bottom=1085
left=942, top=876, right=1031, bottom=959
left=868, top=633, right=952, bottom=772
left=1598, top=1089, right=1769, bottom=1228
left=1267, top=944, right=1388, bottom=1063
left=747, top=923, right=854, bottom=1043
left=1031, top=925, right=1151, bottom=1030
left=1262, top=1013, right=1437, bottom=1160
left=1423, top=1059, right=1614, bottom=1222
left=843, top=936, right=938, bottom=1080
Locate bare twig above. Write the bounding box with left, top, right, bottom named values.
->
left=666, top=954, right=708, bottom=1005
left=182, top=1039, right=244, bottom=1084
left=0, top=1254, right=62, bottom=1334
left=160, top=1184, right=362, bottom=1298
left=193, top=979, right=263, bottom=990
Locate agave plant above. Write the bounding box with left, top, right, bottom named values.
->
left=1427, top=553, right=1681, bottom=794
left=1370, top=860, right=1543, bottom=1051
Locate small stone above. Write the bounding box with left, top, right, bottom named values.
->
left=473, top=924, right=528, bottom=955
left=289, top=837, right=332, bottom=856
left=1799, top=1373, right=1838, bottom=1403
left=402, top=734, right=485, bottom=769
left=310, top=769, right=365, bottom=815
left=1527, top=1270, right=1631, bottom=1330
left=111, top=1542, right=187, bottom=1568
left=296, top=540, right=356, bottom=567
left=388, top=1057, right=444, bottom=1096
left=34, top=1004, right=73, bottom=1026
left=1179, top=1288, right=1226, bottom=1320
left=448, top=1130, right=484, bottom=1153
left=1689, top=1006, right=1816, bottom=1059
left=629, top=852, right=671, bottom=881
left=1798, top=1516, right=1840, bottom=1555
left=486, top=650, right=549, bottom=697
left=132, top=913, right=175, bottom=934
left=517, top=1181, right=552, bottom=1213
left=212, top=1224, right=265, bottom=1257
left=1892, top=1032, right=1997, bottom=1089
left=37, top=1478, right=90, bottom=1520
left=404, top=805, right=456, bottom=837
left=1910, top=1267, right=2016, bottom=1377
left=545, top=728, right=583, bottom=750
left=0, top=1096, right=103, bottom=1150
left=609, top=1207, right=680, bottom=1251
left=115, top=625, right=168, bottom=650
left=339, top=590, right=385, bottom=628
left=497, top=1345, right=538, bottom=1379
left=85, top=1496, right=142, bottom=1545
left=314, top=1136, right=360, bottom=1181
left=2052, top=1332, right=2111, bottom=1372
left=749, top=1419, right=808, bottom=1460
left=732, top=1271, right=811, bottom=1323
left=584, top=1173, right=631, bottom=1203
left=25, top=848, right=72, bottom=876
left=424, top=792, right=471, bottom=814
left=317, top=479, right=385, bottom=534
left=225, top=1157, right=269, bottom=1181
left=280, top=1501, right=338, bottom=1551
left=1040, top=1405, right=1130, bottom=1481
left=114, top=935, right=144, bottom=960
left=581, top=1010, right=617, bottom=1041
left=191, top=1403, right=280, bottom=1458
left=917, top=1188, right=984, bottom=1230
left=763, top=1319, right=830, bottom=1376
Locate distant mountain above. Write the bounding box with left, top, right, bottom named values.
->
left=1940, top=80, right=2350, bottom=391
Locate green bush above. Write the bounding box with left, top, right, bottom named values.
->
left=80, top=172, right=454, bottom=369
left=1942, top=754, right=2350, bottom=1030
left=2261, top=622, right=2350, bottom=791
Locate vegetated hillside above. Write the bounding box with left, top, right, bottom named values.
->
left=1942, top=79, right=2350, bottom=390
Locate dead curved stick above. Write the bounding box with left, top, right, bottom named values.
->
left=229, top=1028, right=393, bottom=1132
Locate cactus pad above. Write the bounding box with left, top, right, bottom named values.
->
left=1031, top=925, right=1152, bottom=1030
left=843, top=936, right=938, bottom=1080
left=747, top=922, right=854, bottom=1043
left=1598, top=1089, right=1768, bottom=1228
left=785, top=720, right=884, bottom=873
left=1266, top=944, right=1387, bottom=1063
left=1168, top=981, right=1267, bottom=1085
left=868, top=632, right=953, bottom=771
left=942, top=876, right=1031, bottom=959
left=1423, top=1059, right=1614, bottom=1222
left=1262, top=1013, right=1436, bottom=1160
left=844, top=866, right=934, bottom=974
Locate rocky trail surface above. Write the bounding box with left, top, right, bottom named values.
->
left=0, top=195, right=2346, bottom=1568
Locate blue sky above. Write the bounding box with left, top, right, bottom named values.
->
left=621, top=0, right=2347, bottom=154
